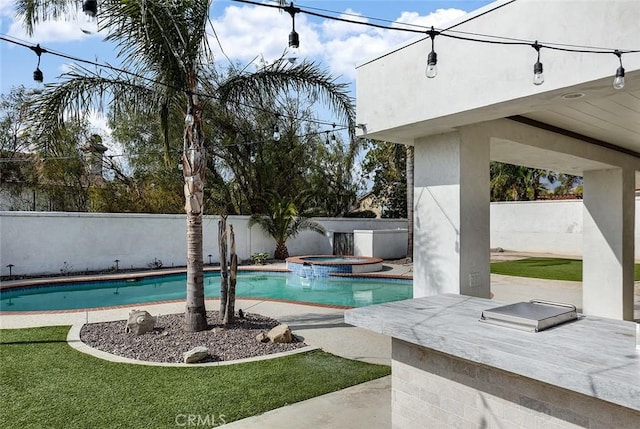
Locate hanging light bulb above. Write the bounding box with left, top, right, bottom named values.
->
left=330, top=123, right=337, bottom=143
left=325, top=131, right=330, bottom=145
left=273, top=124, right=281, bottom=142
left=532, top=41, right=544, bottom=86
left=613, top=50, right=625, bottom=90
left=30, top=44, right=45, bottom=94
left=285, top=2, right=301, bottom=64
left=184, top=106, right=194, bottom=127
left=425, top=27, right=439, bottom=79
left=32, top=67, right=44, bottom=94
left=79, top=0, right=98, bottom=34
left=83, top=0, right=97, bottom=16
left=273, top=113, right=281, bottom=141
left=288, top=32, right=300, bottom=65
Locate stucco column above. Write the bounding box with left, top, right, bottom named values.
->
left=413, top=129, right=490, bottom=298
left=583, top=168, right=635, bottom=320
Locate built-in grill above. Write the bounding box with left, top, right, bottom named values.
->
left=480, top=300, right=578, bottom=332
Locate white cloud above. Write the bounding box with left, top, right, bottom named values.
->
left=209, top=5, right=322, bottom=68
left=209, top=5, right=469, bottom=81
left=319, top=8, right=468, bottom=80
left=0, top=0, right=14, bottom=18
left=3, top=3, right=99, bottom=43
left=321, top=9, right=368, bottom=40
left=7, top=18, right=88, bottom=43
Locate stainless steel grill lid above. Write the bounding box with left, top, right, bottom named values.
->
left=480, top=300, right=577, bottom=332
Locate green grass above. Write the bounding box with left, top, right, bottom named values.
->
left=490, top=257, right=640, bottom=282
left=0, top=326, right=390, bottom=428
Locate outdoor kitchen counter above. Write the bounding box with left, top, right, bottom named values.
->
left=345, top=293, right=640, bottom=411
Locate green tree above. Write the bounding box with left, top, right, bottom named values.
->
left=34, top=121, right=93, bottom=211
left=361, top=141, right=407, bottom=218
left=19, top=0, right=354, bottom=331
left=249, top=192, right=326, bottom=260
left=490, top=162, right=551, bottom=201
left=0, top=86, right=38, bottom=209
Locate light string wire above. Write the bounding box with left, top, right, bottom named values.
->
left=0, top=33, right=351, bottom=130
left=235, top=0, right=640, bottom=55
left=0, top=123, right=351, bottom=163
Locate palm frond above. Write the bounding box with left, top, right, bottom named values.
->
left=26, top=67, right=155, bottom=143
left=102, top=0, right=212, bottom=91
left=216, top=60, right=356, bottom=140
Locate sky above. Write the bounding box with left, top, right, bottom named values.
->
left=0, top=0, right=493, bottom=138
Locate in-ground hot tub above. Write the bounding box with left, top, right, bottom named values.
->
left=286, top=255, right=384, bottom=278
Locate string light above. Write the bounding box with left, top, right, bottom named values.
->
left=284, top=2, right=301, bottom=64
left=234, top=0, right=639, bottom=88
left=29, top=44, right=46, bottom=93
left=613, top=50, right=625, bottom=89
left=82, top=0, right=97, bottom=17
left=0, top=35, right=353, bottom=133
left=532, top=41, right=544, bottom=86
left=184, top=106, right=195, bottom=126
left=272, top=114, right=281, bottom=141
left=425, top=26, right=439, bottom=79
left=80, top=0, right=99, bottom=34
left=330, top=123, right=337, bottom=143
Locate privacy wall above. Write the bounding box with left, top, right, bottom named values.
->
left=490, top=198, right=640, bottom=259
left=0, top=212, right=406, bottom=276
left=1, top=199, right=638, bottom=277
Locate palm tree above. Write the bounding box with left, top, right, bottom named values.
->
left=249, top=193, right=326, bottom=260
left=18, top=0, right=354, bottom=331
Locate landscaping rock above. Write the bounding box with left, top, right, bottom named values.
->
left=125, top=310, right=156, bottom=335
left=183, top=346, right=209, bottom=363
left=256, top=332, right=269, bottom=343
left=267, top=324, right=292, bottom=343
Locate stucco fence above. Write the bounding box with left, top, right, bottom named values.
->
left=1, top=198, right=638, bottom=277
left=0, top=213, right=407, bottom=277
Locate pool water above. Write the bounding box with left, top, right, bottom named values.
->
left=0, top=271, right=412, bottom=312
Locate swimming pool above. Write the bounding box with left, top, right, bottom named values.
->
left=0, top=271, right=412, bottom=312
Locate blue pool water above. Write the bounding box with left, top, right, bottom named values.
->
left=0, top=271, right=412, bottom=312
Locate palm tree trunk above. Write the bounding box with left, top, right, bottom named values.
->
left=185, top=211, right=207, bottom=331
left=275, top=241, right=289, bottom=260
left=183, top=93, right=207, bottom=332
left=406, top=145, right=414, bottom=261
left=224, top=225, right=237, bottom=325
left=219, top=215, right=228, bottom=322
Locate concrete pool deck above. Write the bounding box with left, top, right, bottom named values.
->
left=1, top=257, right=639, bottom=428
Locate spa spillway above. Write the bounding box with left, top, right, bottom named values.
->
left=286, top=255, right=384, bottom=278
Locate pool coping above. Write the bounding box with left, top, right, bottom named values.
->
left=66, top=322, right=322, bottom=367
left=285, top=255, right=384, bottom=266
left=0, top=266, right=291, bottom=291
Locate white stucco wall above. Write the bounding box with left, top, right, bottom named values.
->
left=353, top=229, right=408, bottom=259
left=1, top=199, right=638, bottom=277
left=490, top=197, right=640, bottom=259
left=0, top=212, right=406, bottom=276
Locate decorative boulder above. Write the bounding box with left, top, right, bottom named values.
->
left=125, top=310, right=156, bottom=335
left=256, top=332, right=269, bottom=343
left=183, top=346, right=209, bottom=364
left=267, top=324, right=293, bottom=343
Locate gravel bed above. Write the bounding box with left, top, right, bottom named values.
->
left=80, top=311, right=307, bottom=363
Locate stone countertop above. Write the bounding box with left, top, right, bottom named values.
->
left=345, top=294, right=640, bottom=411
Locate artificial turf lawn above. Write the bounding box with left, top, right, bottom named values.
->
left=490, top=257, right=640, bottom=282
left=0, top=326, right=390, bottom=428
